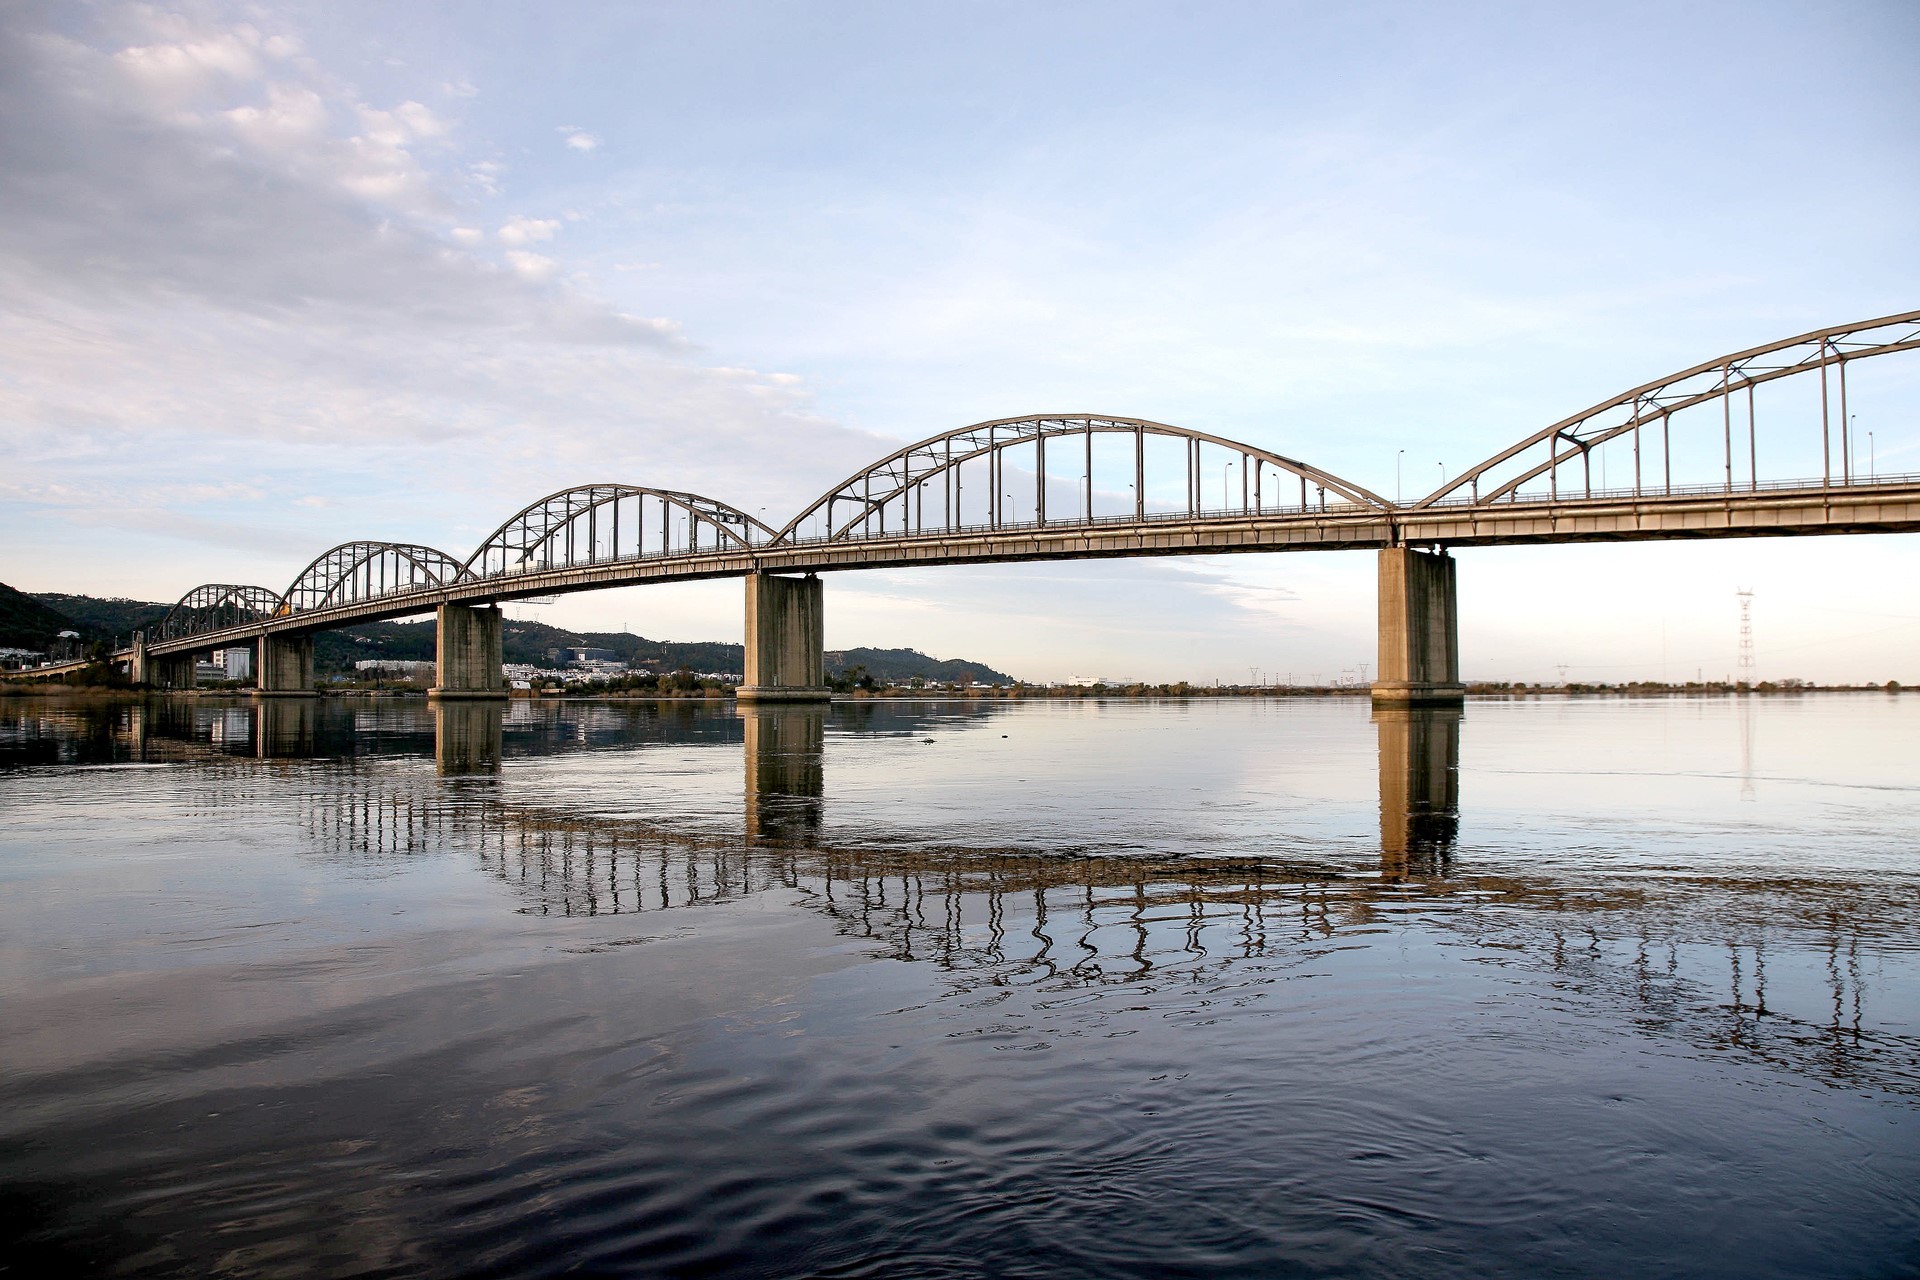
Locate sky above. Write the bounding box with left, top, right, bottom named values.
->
left=1, top=0, right=1916, bottom=684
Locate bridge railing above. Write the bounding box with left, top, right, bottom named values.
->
left=1417, top=468, right=1920, bottom=510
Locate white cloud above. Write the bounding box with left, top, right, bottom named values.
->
left=504, top=249, right=558, bottom=281
left=497, top=215, right=559, bottom=246
left=0, top=2, right=887, bottom=602
left=559, top=127, right=600, bottom=152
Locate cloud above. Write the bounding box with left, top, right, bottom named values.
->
left=560, top=128, right=600, bottom=152
left=504, top=249, right=558, bottom=281
left=497, top=215, right=559, bottom=245
left=0, top=2, right=889, bottom=595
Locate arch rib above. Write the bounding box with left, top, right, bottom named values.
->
left=1416, top=308, right=1920, bottom=509
left=279, top=541, right=471, bottom=615
left=774, top=414, right=1390, bottom=545
left=462, top=484, right=777, bottom=579
left=157, top=584, right=285, bottom=640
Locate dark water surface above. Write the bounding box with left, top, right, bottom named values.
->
left=2, top=693, right=1917, bottom=1278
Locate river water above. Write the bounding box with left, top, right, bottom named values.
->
left=1, top=693, right=1916, bottom=1278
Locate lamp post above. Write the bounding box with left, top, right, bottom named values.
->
left=1397, top=450, right=1404, bottom=504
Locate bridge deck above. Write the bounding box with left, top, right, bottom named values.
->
left=44, top=477, right=1920, bottom=665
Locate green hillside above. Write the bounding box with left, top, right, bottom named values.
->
left=16, top=592, right=1019, bottom=684
left=29, top=593, right=169, bottom=641
left=0, top=583, right=81, bottom=649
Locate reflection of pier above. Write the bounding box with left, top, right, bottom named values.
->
left=435, top=700, right=503, bottom=776
left=1374, top=704, right=1460, bottom=877
left=741, top=703, right=824, bottom=841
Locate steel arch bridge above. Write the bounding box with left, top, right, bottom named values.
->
left=48, top=308, right=1916, bottom=694
left=157, top=584, right=284, bottom=641
left=773, top=414, right=1392, bottom=546
left=464, top=485, right=776, bottom=579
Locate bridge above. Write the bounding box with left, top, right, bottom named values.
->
left=34, top=310, right=1920, bottom=701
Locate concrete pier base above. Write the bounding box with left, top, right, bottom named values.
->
left=129, top=632, right=148, bottom=685
left=736, top=573, right=831, bottom=703
left=430, top=604, right=507, bottom=699
left=1375, top=704, right=1460, bottom=876
left=255, top=634, right=316, bottom=696
left=1370, top=546, right=1465, bottom=705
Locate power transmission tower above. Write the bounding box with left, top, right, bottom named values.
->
left=1736, top=588, right=1755, bottom=689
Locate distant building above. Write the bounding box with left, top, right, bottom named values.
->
left=354, top=659, right=436, bottom=679
left=562, top=646, right=622, bottom=665
left=216, top=647, right=253, bottom=680
left=0, top=647, right=47, bottom=671
left=50, top=630, right=84, bottom=662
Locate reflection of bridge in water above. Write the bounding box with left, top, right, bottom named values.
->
left=9, top=694, right=1911, bottom=1097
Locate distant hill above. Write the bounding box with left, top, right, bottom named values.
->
left=827, top=647, right=1012, bottom=685
left=29, top=592, right=169, bottom=641
left=326, top=618, right=1014, bottom=682
left=0, top=583, right=82, bottom=649
left=21, top=590, right=1018, bottom=683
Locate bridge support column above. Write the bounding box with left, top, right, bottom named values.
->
left=431, top=604, right=507, bottom=699
left=150, top=652, right=197, bottom=690
left=737, top=573, right=831, bottom=703
left=129, top=632, right=148, bottom=685
left=1371, top=547, right=1465, bottom=705
left=256, top=634, right=316, bottom=696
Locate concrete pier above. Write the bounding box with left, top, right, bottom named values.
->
left=742, top=703, right=825, bottom=840
left=737, top=573, right=831, bottom=702
left=256, top=634, right=316, bottom=696
left=430, top=603, right=507, bottom=699
left=149, top=652, right=197, bottom=690
left=1370, top=546, right=1465, bottom=705
left=1375, top=704, right=1461, bottom=876
left=129, top=632, right=148, bottom=685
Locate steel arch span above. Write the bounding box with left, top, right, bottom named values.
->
left=158, top=584, right=285, bottom=641
left=279, top=542, right=471, bottom=615
left=463, top=484, right=776, bottom=580
left=1417, top=309, right=1920, bottom=509
left=773, top=414, right=1391, bottom=546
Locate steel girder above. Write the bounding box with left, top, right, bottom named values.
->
left=1417, top=309, right=1920, bottom=509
